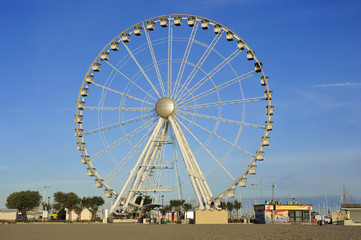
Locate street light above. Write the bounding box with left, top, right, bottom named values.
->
left=43, top=186, right=50, bottom=222
left=272, top=183, right=277, bottom=203
left=161, top=195, right=164, bottom=207
left=272, top=183, right=277, bottom=224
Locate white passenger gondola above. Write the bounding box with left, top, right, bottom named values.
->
left=201, top=19, right=209, bottom=29
left=247, top=50, right=255, bottom=60
left=75, top=128, right=83, bottom=137
left=264, top=90, right=272, bottom=100
left=92, top=62, right=101, bottom=72
left=121, top=33, right=130, bottom=42
left=160, top=18, right=168, bottom=27
left=227, top=189, right=235, bottom=198
left=77, top=101, right=85, bottom=110
left=146, top=20, right=155, bottom=30
left=74, top=114, right=83, bottom=124
left=260, top=75, right=268, bottom=86
left=80, top=87, right=88, bottom=97
left=104, top=190, right=112, bottom=198
left=248, top=165, right=257, bottom=175
left=134, top=26, right=142, bottom=36
left=86, top=168, right=95, bottom=176
left=100, top=51, right=109, bottom=61
left=265, top=121, right=273, bottom=131
left=94, top=180, right=103, bottom=188
left=254, top=62, right=263, bottom=72
left=266, top=105, right=274, bottom=115
left=239, top=177, right=247, bottom=187
left=214, top=24, right=222, bottom=34
left=77, top=141, right=85, bottom=151
left=256, top=151, right=264, bottom=161
left=187, top=16, right=195, bottom=26
left=110, top=41, right=119, bottom=51
left=174, top=16, right=182, bottom=26
left=226, top=31, right=233, bottom=41
left=85, top=74, right=94, bottom=84
left=262, top=136, right=270, bottom=146
left=81, top=155, right=89, bottom=164
left=237, top=39, right=245, bottom=50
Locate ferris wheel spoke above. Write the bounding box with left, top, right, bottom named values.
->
left=175, top=113, right=255, bottom=157
left=143, top=25, right=166, bottom=96
left=83, top=113, right=156, bottom=135
left=177, top=97, right=265, bottom=110
left=104, top=121, right=156, bottom=183
left=122, top=42, right=161, bottom=98
left=167, top=18, right=173, bottom=97
left=177, top=70, right=256, bottom=106
left=171, top=21, right=199, bottom=98
left=92, top=82, right=154, bottom=106
left=173, top=32, right=222, bottom=100
left=174, top=115, right=235, bottom=181
left=84, top=106, right=153, bottom=111
left=177, top=111, right=264, bottom=129
left=104, top=60, right=157, bottom=101
left=177, top=49, right=241, bottom=102
left=89, top=118, right=156, bottom=162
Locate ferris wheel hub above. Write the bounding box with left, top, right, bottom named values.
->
left=155, top=97, right=175, bottom=118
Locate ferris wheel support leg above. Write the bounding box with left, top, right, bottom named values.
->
left=130, top=121, right=169, bottom=206
left=109, top=118, right=164, bottom=214
left=169, top=116, right=212, bottom=209
left=121, top=121, right=165, bottom=211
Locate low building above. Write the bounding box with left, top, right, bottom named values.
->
left=341, top=203, right=361, bottom=225
left=66, top=210, right=79, bottom=221
left=0, top=209, right=18, bottom=221
left=194, top=209, right=228, bottom=224
left=80, top=209, right=93, bottom=221
left=254, top=203, right=312, bottom=223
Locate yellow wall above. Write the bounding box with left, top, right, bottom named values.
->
left=194, top=210, right=228, bottom=224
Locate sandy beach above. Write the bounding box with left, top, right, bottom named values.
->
left=1, top=223, right=360, bottom=240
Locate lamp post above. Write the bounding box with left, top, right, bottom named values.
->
left=272, top=183, right=276, bottom=223
left=161, top=195, right=164, bottom=207
left=43, top=186, right=50, bottom=222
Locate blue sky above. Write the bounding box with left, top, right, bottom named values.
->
left=1, top=0, right=360, bottom=208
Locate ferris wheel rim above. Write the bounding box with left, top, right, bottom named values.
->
left=75, top=14, right=273, bottom=208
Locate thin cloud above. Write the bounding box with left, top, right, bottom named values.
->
left=0, top=166, right=9, bottom=171
left=312, top=82, right=361, bottom=88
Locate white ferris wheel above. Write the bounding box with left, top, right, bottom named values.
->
left=75, top=14, right=273, bottom=213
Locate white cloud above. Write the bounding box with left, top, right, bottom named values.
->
left=312, top=82, right=361, bottom=88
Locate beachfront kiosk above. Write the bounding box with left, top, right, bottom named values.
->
left=254, top=202, right=312, bottom=223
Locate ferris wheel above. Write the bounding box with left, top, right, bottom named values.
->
left=75, top=14, right=273, bottom=212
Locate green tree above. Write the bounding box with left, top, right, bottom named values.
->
left=6, top=191, right=42, bottom=221
left=169, top=199, right=185, bottom=222
left=183, top=203, right=193, bottom=212
left=234, top=200, right=242, bottom=221
left=226, top=202, right=234, bottom=221
left=41, top=202, right=52, bottom=211
left=219, top=201, right=227, bottom=210
left=53, top=192, right=80, bottom=221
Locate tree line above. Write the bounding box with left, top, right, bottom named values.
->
left=6, top=190, right=242, bottom=222
left=5, top=190, right=104, bottom=221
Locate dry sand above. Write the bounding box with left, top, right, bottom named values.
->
left=1, top=223, right=360, bottom=240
